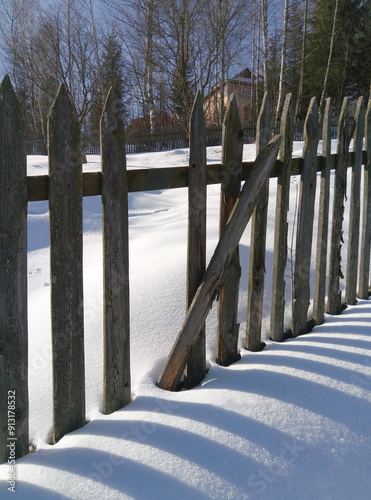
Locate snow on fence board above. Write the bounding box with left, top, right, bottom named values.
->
left=1, top=75, right=370, bottom=462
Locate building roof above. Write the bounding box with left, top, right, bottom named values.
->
left=206, top=68, right=252, bottom=99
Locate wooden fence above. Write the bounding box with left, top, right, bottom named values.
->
left=1, top=74, right=370, bottom=463
left=25, top=117, right=320, bottom=156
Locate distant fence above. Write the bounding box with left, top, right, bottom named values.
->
left=25, top=117, right=338, bottom=156
left=1, top=75, right=370, bottom=463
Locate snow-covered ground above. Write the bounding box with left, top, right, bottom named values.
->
left=1, top=142, right=370, bottom=499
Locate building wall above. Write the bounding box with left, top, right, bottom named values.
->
left=204, top=81, right=252, bottom=127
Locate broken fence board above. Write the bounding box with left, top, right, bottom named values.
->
left=157, top=135, right=281, bottom=392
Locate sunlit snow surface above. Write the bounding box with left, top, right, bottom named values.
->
left=1, top=142, right=370, bottom=499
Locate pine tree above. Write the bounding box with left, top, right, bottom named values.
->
left=305, top=0, right=371, bottom=112
left=90, top=32, right=128, bottom=136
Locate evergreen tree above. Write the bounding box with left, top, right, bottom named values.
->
left=90, top=32, right=128, bottom=136
left=305, top=0, right=371, bottom=112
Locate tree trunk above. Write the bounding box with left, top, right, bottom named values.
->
left=319, top=0, right=339, bottom=119
left=261, top=0, right=269, bottom=94
left=144, top=0, right=156, bottom=134
left=275, top=0, right=290, bottom=128
left=295, top=0, right=309, bottom=118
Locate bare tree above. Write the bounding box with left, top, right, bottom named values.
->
left=261, top=0, right=269, bottom=93
left=319, top=0, right=339, bottom=118
left=275, top=0, right=290, bottom=128
left=143, top=0, right=156, bottom=133
left=295, top=0, right=309, bottom=118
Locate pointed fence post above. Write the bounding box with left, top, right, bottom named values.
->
left=245, top=93, right=271, bottom=351
left=270, top=93, right=294, bottom=341
left=49, top=83, right=85, bottom=443
left=216, top=94, right=243, bottom=366
left=358, top=98, right=371, bottom=299
left=0, top=76, right=29, bottom=463
left=184, top=92, right=207, bottom=388
left=328, top=98, right=354, bottom=314
left=292, top=97, right=319, bottom=336
left=157, top=135, right=281, bottom=392
left=101, top=88, right=131, bottom=412
left=313, top=97, right=332, bottom=325
left=345, top=96, right=364, bottom=305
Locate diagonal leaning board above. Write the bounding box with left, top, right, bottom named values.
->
left=157, top=134, right=281, bottom=392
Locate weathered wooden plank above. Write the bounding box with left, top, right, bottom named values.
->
left=358, top=98, right=371, bottom=299
left=156, top=135, right=281, bottom=392
left=270, top=93, right=294, bottom=341
left=0, top=76, right=29, bottom=463
left=245, top=93, right=271, bottom=351
left=216, top=95, right=243, bottom=366
left=26, top=154, right=365, bottom=201
left=101, top=88, right=131, bottom=413
left=313, top=97, right=332, bottom=325
left=48, top=83, right=85, bottom=443
left=184, top=92, right=207, bottom=388
left=346, top=96, right=364, bottom=305
left=83, top=171, right=102, bottom=197
left=328, top=98, right=354, bottom=314
left=292, top=97, right=319, bottom=336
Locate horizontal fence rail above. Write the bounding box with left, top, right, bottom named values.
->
left=1, top=75, right=370, bottom=462
left=26, top=150, right=366, bottom=201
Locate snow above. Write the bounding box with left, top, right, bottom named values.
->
left=1, top=142, right=371, bottom=499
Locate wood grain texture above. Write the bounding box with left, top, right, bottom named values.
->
left=292, top=97, right=319, bottom=336
left=313, top=98, right=332, bottom=325
left=184, top=92, right=207, bottom=388
left=328, top=98, right=354, bottom=314
left=245, top=93, right=271, bottom=351
left=101, top=88, right=131, bottom=413
left=358, top=98, right=371, bottom=299
left=0, top=76, right=29, bottom=463
left=346, top=97, right=364, bottom=305
left=216, top=95, right=243, bottom=366
left=48, top=83, right=85, bottom=443
left=270, top=93, right=294, bottom=341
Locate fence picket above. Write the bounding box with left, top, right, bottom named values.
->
left=313, top=98, right=332, bottom=325
left=216, top=95, right=243, bottom=366
left=0, top=76, right=29, bottom=462
left=48, top=83, right=85, bottom=443
left=245, top=93, right=271, bottom=351
left=358, top=98, right=371, bottom=299
left=270, top=93, right=294, bottom=341
left=184, top=92, right=207, bottom=388
left=292, top=97, right=319, bottom=336
left=328, top=98, right=354, bottom=314
left=244, top=93, right=272, bottom=351
left=101, top=88, right=131, bottom=413
left=346, top=97, right=365, bottom=305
